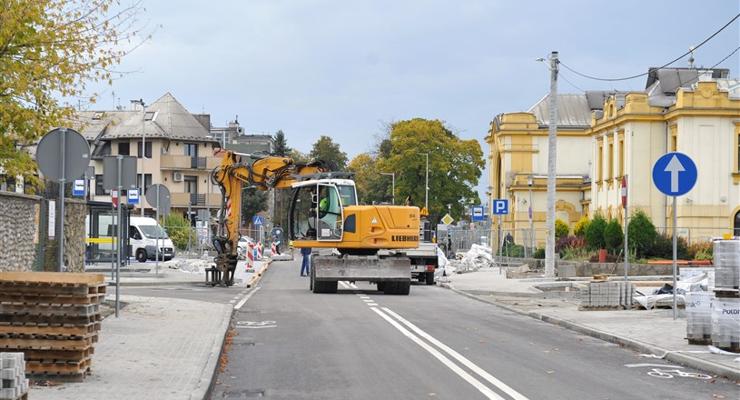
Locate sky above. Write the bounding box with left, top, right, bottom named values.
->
left=94, top=0, right=740, bottom=197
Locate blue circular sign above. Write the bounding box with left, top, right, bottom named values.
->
left=651, top=152, right=697, bottom=196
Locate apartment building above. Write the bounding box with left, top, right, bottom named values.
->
left=73, top=92, right=222, bottom=220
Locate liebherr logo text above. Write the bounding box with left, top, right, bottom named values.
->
left=391, top=235, right=418, bottom=242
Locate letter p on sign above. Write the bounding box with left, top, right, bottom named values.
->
left=492, top=199, right=509, bottom=215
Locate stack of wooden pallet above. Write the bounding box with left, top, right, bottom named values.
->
left=0, top=272, right=105, bottom=381
left=1, top=353, right=28, bottom=400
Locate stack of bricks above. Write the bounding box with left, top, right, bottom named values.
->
left=0, top=272, right=105, bottom=382
left=1, top=353, right=28, bottom=400
left=580, top=280, right=633, bottom=310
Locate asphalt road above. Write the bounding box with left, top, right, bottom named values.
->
left=207, top=259, right=737, bottom=400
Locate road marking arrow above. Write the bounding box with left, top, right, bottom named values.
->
left=664, top=155, right=685, bottom=193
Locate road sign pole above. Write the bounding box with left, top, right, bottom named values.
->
left=58, top=129, right=66, bottom=272
left=672, top=195, right=677, bottom=320
left=156, top=190, right=160, bottom=277
left=623, top=175, right=629, bottom=282
left=115, top=155, right=123, bottom=318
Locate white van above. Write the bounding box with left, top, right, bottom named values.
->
left=128, top=217, right=176, bottom=262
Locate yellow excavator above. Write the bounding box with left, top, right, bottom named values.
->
left=209, top=149, right=420, bottom=294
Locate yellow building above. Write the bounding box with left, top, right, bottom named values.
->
left=488, top=67, right=740, bottom=248
left=487, top=92, right=613, bottom=248
left=590, top=68, right=739, bottom=240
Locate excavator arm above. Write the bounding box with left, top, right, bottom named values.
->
left=208, top=149, right=329, bottom=286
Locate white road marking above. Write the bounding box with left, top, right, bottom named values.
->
left=370, top=307, right=505, bottom=400
left=234, top=287, right=261, bottom=310
left=382, top=307, right=529, bottom=400
left=338, top=281, right=350, bottom=289
left=362, top=299, right=374, bottom=303
left=348, top=282, right=359, bottom=289
left=229, top=299, right=236, bottom=304
left=624, top=363, right=683, bottom=368
left=367, top=303, right=378, bottom=307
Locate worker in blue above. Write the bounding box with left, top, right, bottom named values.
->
left=300, top=247, right=312, bottom=277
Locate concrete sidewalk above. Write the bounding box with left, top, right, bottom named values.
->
left=31, top=295, right=233, bottom=400
left=440, top=267, right=740, bottom=381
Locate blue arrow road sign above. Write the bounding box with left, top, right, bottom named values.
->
left=252, top=215, right=264, bottom=226
left=652, top=152, right=697, bottom=196
left=492, top=199, right=509, bottom=215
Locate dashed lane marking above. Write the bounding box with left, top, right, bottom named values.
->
left=234, top=287, right=261, bottom=310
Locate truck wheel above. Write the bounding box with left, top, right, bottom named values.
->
left=135, top=249, right=147, bottom=263
left=383, top=281, right=410, bottom=295
left=425, top=272, right=435, bottom=285
left=313, top=280, right=337, bottom=294
left=376, top=282, right=385, bottom=292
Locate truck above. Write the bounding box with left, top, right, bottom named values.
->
left=406, top=218, right=438, bottom=285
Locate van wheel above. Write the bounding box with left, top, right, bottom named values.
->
left=425, top=272, right=435, bottom=285
left=135, top=249, right=148, bottom=263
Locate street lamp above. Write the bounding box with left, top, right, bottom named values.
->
left=380, top=172, right=395, bottom=205
left=131, top=98, right=145, bottom=217
left=422, top=153, right=429, bottom=211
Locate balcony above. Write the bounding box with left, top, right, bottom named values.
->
left=161, top=155, right=220, bottom=170
left=170, top=192, right=221, bottom=208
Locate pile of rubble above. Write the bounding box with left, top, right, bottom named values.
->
left=447, top=244, right=493, bottom=274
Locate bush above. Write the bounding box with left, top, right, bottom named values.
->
left=499, top=242, right=524, bottom=258
left=627, top=210, right=657, bottom=259
left=163, top=214, right=195, bottom=250
left=556, top=235, right=586, bottom=254
left=585, top=214, right=607, bottom=250
left=561, top=247, right=591, bottom=261
left=555, top=219, right=569, bottom=239
left=589, top=252, right=618, bottom=263
left=648, top=233, right=689, bottom=259
left=687, top=242, right=713, bottom=260
left=533, top=247, right=545, bottom=259
left=574, top=216, right=590, bottom=237
left=604, top=219, right=623, bottom=254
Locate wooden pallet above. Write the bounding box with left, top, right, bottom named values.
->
left=23, top=348, right=93, bottom=362
left=711, top=342, right=740, bottom=353
left=0, top=292, right=105, bottom=305
left=0, top=303, right=100, bottom=317
left=0, top=313, right=101, bottom=326
left=0, top=323, right=100, bottom=337
left=578, top=305, right=626, bottom=311
left=26, top=358, right=91, bottom=375
left=687, top=338, right=712, bottom=345
left=0, top=335, right=95, bottom=351
left=713, top=288, right=739, bottom=298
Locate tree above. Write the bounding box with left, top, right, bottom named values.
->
left=163, top=214, right=195, bottom=251
left=628, top=210, right=658, bottom=259
left=347, top=153, right=387, bottom=204
left=603, top=219, right=623, bottom=254
left=309, top=135, right=348, bottom=170
left=289, top=149, right=310, bottom=164
left=585, top=214, right=607, bottom=250
left=242, top=187, right=268, bottom=228
left=0, top=0, right=147, bottom=189
left=273, top=130, right=291, bottom=156
left=378, top=118, right=484, bottom=222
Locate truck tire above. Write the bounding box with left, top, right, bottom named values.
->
left=376, top=282, right=385, bottom=292
left=383, top=281, right=410, bottom=295
left=425, top=271, right=435, bottom=285
left=135, top=249, right=147, bottom=263
left=313, top=280, right=338, bottom=294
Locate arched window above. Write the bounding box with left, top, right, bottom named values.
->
left=735, top=211, right=740, bottom=237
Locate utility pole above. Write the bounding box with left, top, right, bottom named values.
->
left=528, top=175, right=534, bottom=257
left=131, top=99, right=145, bottom=217
left=545, top=51, right=559, bottom=278
left=424, top=153, right=429, bottom=211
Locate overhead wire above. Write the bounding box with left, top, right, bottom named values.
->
left=558, top=13, right=740, bottom=82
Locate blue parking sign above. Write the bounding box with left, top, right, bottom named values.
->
left=492, top=199, right=508, bottom=215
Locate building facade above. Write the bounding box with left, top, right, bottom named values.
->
left=488, top=67, right=740, bottom=247
left=73, top=92, right=223, bottom=220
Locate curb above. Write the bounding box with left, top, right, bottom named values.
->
left=440, top=283, right=740, bottom=381
left=117, top=280, right=204, bottom=287
left=246, top=259, right=273, bottom=288
left=192, top=302, right=233, bottom=400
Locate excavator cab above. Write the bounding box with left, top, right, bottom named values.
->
left=289, top=179, right=357, bottom=242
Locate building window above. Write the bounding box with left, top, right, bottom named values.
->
left=95, top=174, right=106, bottom=195
left=608, top=141, right=614, bottom=180
left=118, top=141, right=130, bottom=156
left=618, top=137, right=625, bottom=177
left=184, top=176, right=198, bottom=194
left=598, top=143, right=603, bottom=182
left=735, top=211, right=740, bottom=236
left=670, top=125, right=678, bottom=152
left=184, top=143, right=198, bottom=157
left=136, top=141, right=152, bottom=158
left=736, top=132, right=740, bottom=171
left=137, top=174, right=153, bottom=192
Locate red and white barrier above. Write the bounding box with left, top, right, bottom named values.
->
left=255, top=242, right=263, bottom=260
left=246, top=241, right=255, bottom=270
left=271, top=242, right=279, bottom=256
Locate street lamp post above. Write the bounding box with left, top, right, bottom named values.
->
left=130, top=98, right=145, bottom=217
left=528, top=175, right=534, bottom=255
left=380, top=172, right=395, bottom=205
left=423, top=153, right=429, bottom=211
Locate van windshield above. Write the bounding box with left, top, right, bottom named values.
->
left=140, top=225, right=168, bottom=239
